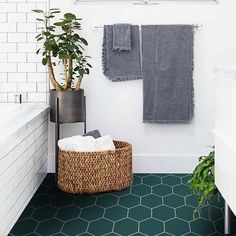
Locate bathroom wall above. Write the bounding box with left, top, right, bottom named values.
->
left=0, top=0, right=48, bottom=107
left=47, top=0, right=236, bottom=173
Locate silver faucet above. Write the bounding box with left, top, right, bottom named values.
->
left=14, top=94, right=22, bottom=104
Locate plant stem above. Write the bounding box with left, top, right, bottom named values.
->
left=67, top=53, right=73, bottom=89
left=63, top=59, right=68, bottom=90
left=47, top=56, right=62, bottom=91
left=75, top=75, right=83, bottom=91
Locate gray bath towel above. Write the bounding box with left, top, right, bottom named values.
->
left=142, top=25, right=194, bottom=123
left=102, top=25, right=142, bottom=82
left=113, top=24, right=131, bottom=51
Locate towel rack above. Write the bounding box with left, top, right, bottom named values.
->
left=94, top=24, right=202, bottom=30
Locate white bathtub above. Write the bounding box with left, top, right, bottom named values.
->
left=0, top=103, right=49, bottom=236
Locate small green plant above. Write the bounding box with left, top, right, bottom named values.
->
left=188, top=146, right=218, bottom=217
left=32, top=8, right=92, bottom=91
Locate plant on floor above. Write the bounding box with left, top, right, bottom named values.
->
left=32, top=8, right=92, bottom=91
left=188, top=146, right=218, bottom=218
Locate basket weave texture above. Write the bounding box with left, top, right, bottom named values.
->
left=57, top=140, right=132, bottom=194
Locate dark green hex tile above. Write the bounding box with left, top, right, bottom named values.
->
left=132, top=175, right=142, bottom=186
left=119, top=194, right=140, bottom=208
left=164, top=194, right=185, bottom=208
left=114, top=218, right=138, bottom=236
left=153, top=205, right=175, bottom=221
left=140, top=218, right=164, bottom=236
left=162, top=175, right=181, bottom=186
left=104, top=233, right=120, bottom=236
left=29, top=194, right=52, bottom=208
left=56, top=205, right=81, bottom=221
left=153, top=185, right=172, bottom=196
left=129, top=206, right=151, bottom=221
left=18, top=206, right=34, bottom=221
left=183, top=233, right=199, bottom=236
left=157, top=234, right=173, bottom=236
left=143, top=175, right=161, bottom=186
left=209, top=194, right=224, bottom=208
left=10, top=218, right=38, bottom=236
left=88, top=218, right=113, bottom=235
left=186, top=195, right=199, bottom=208
left=165, top=218, right=190, bottom=236
left=141, top=194, right=162, bottom=208
left=131, top=185, right=151, bottom=196
left=47, top=186, right=64, bottom=196
left=96, top=194, right=118, bottom=208
left=105, top=205, right=127, bottom=221
left=137, top=174, right=151, bottom=177
left=181, top=175, right=192, bottom=184
left=50, top=233, right=66, bottom=236
left=36, top=218, right=63, bottom=236
left=78, top=234, right=93, bottom=236
left=110, top=188, right=130, bottom=197
left=176, top=205, right=198, bottom=221
left=80, top=205, right=104, bottom=221
left=200, top=205, right=223, bottom=221
left=105, top=206, right=128, bottom=221
left=131, top=233, right=146, bottom=236
left=42, top=174, right=55, bottom=186
left=74, top=195, right=96, bottom=208
left=190, top=218, right=216, bottom=236
left=35, top=185, right=48, bottom=196
left=32, top=205, right=57, bottom=221
left=173, top=184, right=190, bottom=196
left=51, top=195, right=74, bottom=208
left=62, top=218, right=88, bottom=235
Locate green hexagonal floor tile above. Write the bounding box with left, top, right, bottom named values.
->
left=51, top=195, right=74, bottom=208
left=153, top=184, right=172, bottom=196
left=164, top=194, right=185, bottom=208
left=62, top=218, right=88, bottom=235
left=47, top=185, right=64, bottom=196
left=173, top=184, right=191, bottom=196
left=143, top=175, right=161, bottom=186
left=74, top=195, right=96, bottom=208
left=162, top=175, right=181, bottom=186
left=114, top=218, right=138, bottom=236
left=190, top=218, right=216, bottom=236
left=141, top=194, right=162, bottom=208
left=181, top=175, right=192, bottom=184
left=18, top=206, right=34, bottom=221
left=153, top=205, right=175, bottom=221
left=132, top=175, right=142, bottom=186
left=119, top=194, right=140, bottom=208
left=104, top=205, right=127, bottom=221
left=140, top=218, right=164, bottom=236
left=56, top=205, right=81, bottom=221
left=32, top=205, right=57, bottom=221
left=165, top=218, right=190, bottom=236
left=96, top=194, right=118, bottom=208
left=176, top=205, right=198, bottom=221
left=29, top=194, right=52, bottom=208
left=131, top=185, right=151, bottom=196
left=80, top=205, right=104, bottom=221
left=88, top=218, right=113, bottom=235
left=200, top=205, right=223, bottom=221
left=110, top=188, right=130, bottom=197
left=35, top=185, right=48, bottom=196
left=129, top=206, right=151, bottom=221
left=186, top=195, right=199, bottom=208
left=36, top=218, right=63, bottom=236
left=11, top=218, right=38, bottom=236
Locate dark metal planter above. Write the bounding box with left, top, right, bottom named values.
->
left=49, top=89, right=85, bottom=123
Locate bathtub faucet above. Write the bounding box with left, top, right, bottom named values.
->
left=14, top=94, right=22, bottom=104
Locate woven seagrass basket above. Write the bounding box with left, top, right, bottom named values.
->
left=57, top=140, right=132, bottom=194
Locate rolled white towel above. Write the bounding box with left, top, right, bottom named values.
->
left=58, top=135, right=97, bottom=152
left=96, top=135, right=115, bottom=151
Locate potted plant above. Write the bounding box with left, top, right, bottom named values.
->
left=33, top=8, right=92, bottom=123
left=189, top=146, right=219, bottom=217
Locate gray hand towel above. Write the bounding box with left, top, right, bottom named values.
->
left=142, top=25, right=194, bottom=123
left=113, top=24, right=131, bottom=51
left=102, top=25, right=142, bottom=82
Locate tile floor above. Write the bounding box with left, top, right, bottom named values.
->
left=9, top=174, right=236, bottom=236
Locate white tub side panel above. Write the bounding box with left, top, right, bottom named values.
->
left=0, top=112, right=48, bottom=236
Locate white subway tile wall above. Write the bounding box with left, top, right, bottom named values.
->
left=0, top=0, right=48, bottom=106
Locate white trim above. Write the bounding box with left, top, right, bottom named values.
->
left=47, top=153, right=200, bottom=174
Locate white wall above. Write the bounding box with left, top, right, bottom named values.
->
left=0, top=0, right=48, bottom=107
left=46, top=0, right=236, bottom=172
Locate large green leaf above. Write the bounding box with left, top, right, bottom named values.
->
left=64, top=13, right=76, bottom=21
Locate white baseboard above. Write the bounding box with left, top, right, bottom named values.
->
left=47, top=153, right=200, bottom=174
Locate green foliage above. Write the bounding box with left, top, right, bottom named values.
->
left=32, top=8, right=92, bottom=90
left=188, top=146, right=218, bottom=218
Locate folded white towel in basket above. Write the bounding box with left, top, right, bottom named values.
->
left=58, top=135, right=115, bottom=152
